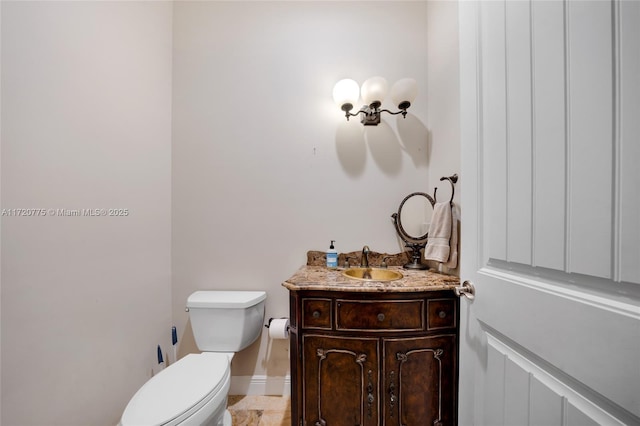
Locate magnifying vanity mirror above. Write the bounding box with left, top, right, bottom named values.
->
left=392, top=174, right=458, bottom=270
left=391, top=192, right=435, bottom=269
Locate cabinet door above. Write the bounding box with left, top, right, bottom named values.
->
left=383, top=335, right=457, bottom=426
left=302, top=334, right=379, bottom=426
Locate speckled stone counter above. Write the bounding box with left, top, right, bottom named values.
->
left=282, top=265, right=460, bottom=293
left=285, top=256, right=461, bottom=424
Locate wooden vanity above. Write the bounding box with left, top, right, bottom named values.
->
left=282, top=265, right=460, bottom=426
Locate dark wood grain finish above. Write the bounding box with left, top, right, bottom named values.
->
left=288, top=288, right=459, bottom=426
left=336, top=299, right=424, bottom=331
left=302, top=298, right=332, bottom=329
left=427, top=299, right=457, bottom=330
left=383, top=335, right=457, bottom=426
left=303, top=335, right=379, bottom=426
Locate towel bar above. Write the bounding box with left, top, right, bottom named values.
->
left=433, top=173, right=458, bottom=205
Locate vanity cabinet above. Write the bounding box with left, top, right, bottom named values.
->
left=287, top=289, right=459, bottom=426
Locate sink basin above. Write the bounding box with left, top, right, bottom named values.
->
left=342, top=268, right=403, bottom=282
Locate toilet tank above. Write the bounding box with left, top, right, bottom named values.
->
left=187, top=291, right=267, bottom=352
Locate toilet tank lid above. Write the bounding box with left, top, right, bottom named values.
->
left=187, top=290, right=267, bottom=309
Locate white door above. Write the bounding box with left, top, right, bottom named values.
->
left=458, top=1, right=640, bottom=425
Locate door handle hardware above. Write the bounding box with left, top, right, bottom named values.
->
left=454, top=280, right=475, bottom=300
left=389, top=371, right=396, bottom=417
left=367, top=370, right=374, bottom=417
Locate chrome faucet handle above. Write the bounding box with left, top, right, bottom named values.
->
left=344, top=257, right=357, bottom=268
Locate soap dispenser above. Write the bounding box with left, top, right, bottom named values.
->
left=326, top=240, right=338, bottom=268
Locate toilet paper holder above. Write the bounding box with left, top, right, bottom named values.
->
left=264, top=317, right=290, bottom=330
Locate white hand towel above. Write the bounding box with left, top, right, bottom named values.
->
left=445, top=209, right=458, bottom=269
left=424, top=202, right=453, bottom=263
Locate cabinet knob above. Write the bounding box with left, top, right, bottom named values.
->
left=312, top=311, right=320, bottom=318
left=438, top=310, right=447, bottom=319
left=377, top=313, right=385, bottom=322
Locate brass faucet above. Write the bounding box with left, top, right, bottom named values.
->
left=360, top=245, right=371, bottom=268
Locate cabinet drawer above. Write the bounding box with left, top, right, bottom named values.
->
left=427, top=299, right=456, bottom=330
left=302, top=298, right=332, bottom=329
left=336, top=300, right=424, bottom=331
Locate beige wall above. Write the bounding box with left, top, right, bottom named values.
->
left=1, top=0, right=461, bottom=423
left=171, top=0, right=433, bottom=387
left=1, top=2, right=173, bottom=425
left=427, top=1, right=460, bottom=203
left=426, top=0, right=461, bottom=275
left=1, top=2, right=3, bottom=419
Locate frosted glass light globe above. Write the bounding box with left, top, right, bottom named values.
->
left=333, top=79, right=360, bottom=110
left=361, top=76, right=388, bottom=107
left=390, top=78, right=418, bottom=109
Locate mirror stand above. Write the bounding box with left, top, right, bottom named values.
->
left=391, top=190, right=433, bottom=270
left=392, top=175, right=458, bottom=271
left=403, top=241, right=429, bottom=270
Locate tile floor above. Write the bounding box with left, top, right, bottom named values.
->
left=227, top=395, right=291, bottom=426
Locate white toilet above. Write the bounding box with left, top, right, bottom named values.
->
left=120, top=290, right=267, bottom=426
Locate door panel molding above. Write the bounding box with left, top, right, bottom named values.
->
left=531, top=0, right=567, bottom=271
left=459, top=1, right=639, bottom=425
left=484, top=331, right=634, bottom=425
left=486, top=259, right=640, bottom=303
left=480, top=266, right=640, bottom=319
left=618, top=0, right=640, bottom=284
left=476, top=0, right=639, bottom=286
left=475, top=267, right=640, bottom=419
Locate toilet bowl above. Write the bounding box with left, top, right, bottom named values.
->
left=120, top=291, right=267, bottom=426
left=120, top=353, right=231, bottom=426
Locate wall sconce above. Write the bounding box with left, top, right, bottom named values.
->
left=332, top=77, right=417, bottom=126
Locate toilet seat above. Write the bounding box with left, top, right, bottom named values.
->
left=120, top=353, right=230, bottom=426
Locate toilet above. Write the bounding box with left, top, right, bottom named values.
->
left=120, top=290, right=267, bottom=426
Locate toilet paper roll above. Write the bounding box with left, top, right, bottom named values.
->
left=268, top=318, right=290, bottom=339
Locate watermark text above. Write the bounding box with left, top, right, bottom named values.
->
left=1, top=208, right=130, bottom=217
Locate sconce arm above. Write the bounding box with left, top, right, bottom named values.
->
left=344, top=110, right=361, bottom=121
left=348, top=106, right=409, bottom=125
left=379, top=108, right=408, bottom=118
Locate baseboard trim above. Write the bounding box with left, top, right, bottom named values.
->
left=229, top=375, right=291, bottom=396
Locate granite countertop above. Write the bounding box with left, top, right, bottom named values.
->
left=282, top=265, right=460, bottom=293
